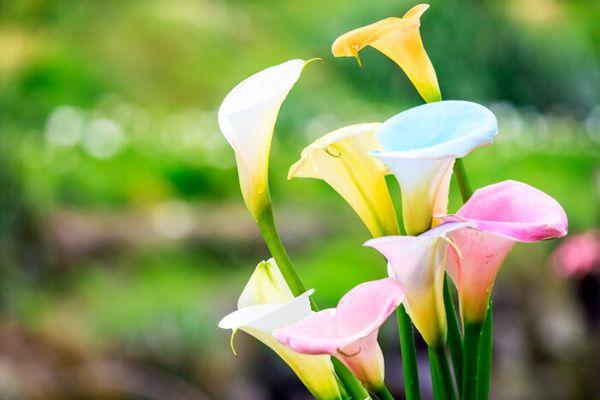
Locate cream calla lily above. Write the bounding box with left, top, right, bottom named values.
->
left=218, top=259, right=342, bottom=400
left=332, top=4, right=440, bottom=103
left=365, top=222, right=473, bottom=347
left=289, top=123, right=399, bottom=237
left=218, top=60, right=309, bottom=220
left=372, top=100, right=498, bottom=235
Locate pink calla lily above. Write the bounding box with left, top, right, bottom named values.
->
left=274, top=278, right=404, bottom=390
left=442, top=180, right=568, bottom=322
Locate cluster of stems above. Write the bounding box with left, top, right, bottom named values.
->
left=254, top=159, right=492, bottom=399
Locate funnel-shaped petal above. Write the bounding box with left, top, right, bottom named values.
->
left=373, top=100, right=498, bottom=235
left=289, top=123, right=399, bottom=236
left=365, top=223, right=472, bottom=346
left=275, top=278, right=404, bottom=390
left=218, top=60, right=308, bottom=219
left=219, top=259, right=341, bottom=400
left=332, top=4, right=440, bottom=102
left=443, top=180, right=568, bottom=322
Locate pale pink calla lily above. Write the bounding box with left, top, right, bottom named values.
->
left=443, top=180, right=568, bottom=322
left=274, top=278, right=404, bottom=390
left=365, top=222, right=473, bottom=347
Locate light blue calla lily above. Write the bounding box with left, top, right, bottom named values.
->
left=371, top=100, right=498, bottom=235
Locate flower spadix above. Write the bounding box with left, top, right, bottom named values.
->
left=372, top=100, right=497, bottom=235
left=365, top=222, right=472, bottom=347
left=332, top=4, right=440, bottom=103
left=289, top=123, right=399, bottom=237
left=218, top=259, right=342, bottom=400
left=443, top=180, right=568, bottom=323
left=275, top=278, right=404, bottom=391
left=218, top=59, right=310, bottom=220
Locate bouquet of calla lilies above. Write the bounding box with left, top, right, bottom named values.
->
left=217, top=4, right=568, bottom=400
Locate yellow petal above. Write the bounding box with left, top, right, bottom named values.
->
left=238, top=258, right=294, bottom=308
left=332, top=4, right=441, bottom=103
left=247, top=328, right=343, bottom=400
left=289, top=123, right=399, bottom=237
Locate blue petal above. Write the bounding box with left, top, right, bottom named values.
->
left=376, top=100, right=498, bottom=158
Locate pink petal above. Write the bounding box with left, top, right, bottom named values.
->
left=445, top=180, right=568, bottom=242
left=274, top=279, right=404, bottom=389
left=335, top=278, right=405, bottom=338
left=274, top=309, right=341, bottom=355
left=551, top=230, right=600, bottom=278
left=274, top=278, right=403, bottom=355
left=447, top=228, right=515, bottom=322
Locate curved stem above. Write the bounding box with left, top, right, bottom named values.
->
left=372, top=386, right=395, bottom=400
left=453, top=158, right=473, bottom=202
left=396, top=306, right=421, bottom=400
left=444, top=275, right=463, bottom=394
left=428, top=346, right=457, bottom=400
left=477, top=303, right=493, bottom=400
left=256, top=201, right=307, bottom=297
left=257, top=201, right=370, bottom=398
left=462, top=322, right=483, bottom=400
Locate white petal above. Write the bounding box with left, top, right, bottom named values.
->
left=219, top=290, right=315, bottom=333
left=217, top=59, right=307, bottom=215
left=218, top=304, right=281, bottom=330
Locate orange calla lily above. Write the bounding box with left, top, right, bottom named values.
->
left=332, top=3, right=441, bottom=103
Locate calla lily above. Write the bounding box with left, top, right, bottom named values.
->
left=332, top=4, right=440, bottom=103
left=443, top=180, right=568, bottom=323
left=372, top=100, right=497, bottom=235
left=218, top=59, right=310, bottom=220
left=218, top=259, right=342, bottom=400
left=274, top=278, right=404, bottom=391
left=289, top=123, right=399, bottom=237
left=365, top=222, right=472, bottom=347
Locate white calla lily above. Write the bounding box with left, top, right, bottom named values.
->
left=218, top=60, right=310, bottom=220
left=218, top=259, right=342, bottom=400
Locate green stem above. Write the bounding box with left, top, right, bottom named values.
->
left=396, top=306, right=421, bottom=400
left=428, top=347, right=457, bottom=400
left=257, top=202, right=370, bottom=398
left=453, top=158, right=473, bottom=202
left=332, top=358, right=371, bottom=400
left=256, top=202, right=307, bottom=297
left=462, top=322, right=483, bottom=400
left=444, top=275, right=463, bottom=394
left=372, top=386, right=395, bottom=400
left=477, top=303, right=493, bottom=400
left=428, top=352, right=443, bottom=400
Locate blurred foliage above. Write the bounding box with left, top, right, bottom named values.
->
left=0, top=0, right=599, bottom=399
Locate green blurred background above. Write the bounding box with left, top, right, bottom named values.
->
left=1, top=0, right=599, bottom=399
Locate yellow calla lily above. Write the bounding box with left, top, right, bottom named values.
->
left=219, top=259, right=342, bottom=400
left=289, top=123, right=399, bottom=237
left=332, top=3, right=441, bottom=103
